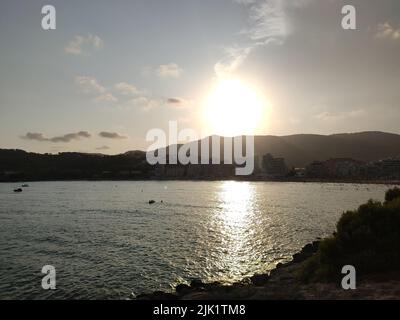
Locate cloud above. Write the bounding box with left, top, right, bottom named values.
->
left=21, top=132, right=47, bottom=142
left=99, top=131, right=128, bottom=139
left=128, top=97, right=161, bottom=111
left=214, top=46, right=252, bottom=77
left=375, top=22, right=400, bottom=41
left=95, top=93, right=118, bottom=103
left=75, top=76, right=106, bottom=95
left=167, top=98, right=184, bottom=104
left=21, top=131, right=91, bottom=143
left=96, top=145, right=111, bottom=150
left=166, top=97, right=192, bottom=108
left=75, top=76, right=161, bottom=110
left=50, top=131, right=91, bottom=143
left=65, top=34, right=104, bottom=56
left=75, top=76, right=119, bottom=103
left=156, top=63, right=184, bottom=78
left=315, top=109, right=365, bottom=121
left=245, top=0, right=289, bottom=44
left=114, top=82, right=141, bottom=96
left=215, top=0, right=310, bottom=76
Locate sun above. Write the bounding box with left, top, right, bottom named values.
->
left=203, top=78, right=266, bottom=137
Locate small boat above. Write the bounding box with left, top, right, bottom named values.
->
left=21, top=184, right=29, bottom=188
left=14, top=188, right=23, bottom=193
left=149, top=200, right=156, bottom=204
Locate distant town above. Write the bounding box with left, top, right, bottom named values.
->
left=1, top=148, right=400, bottom=183
left=154, top=153, right=400, bottom=182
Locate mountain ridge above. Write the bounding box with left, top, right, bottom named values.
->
left=1, top=131, right=400, bottom=170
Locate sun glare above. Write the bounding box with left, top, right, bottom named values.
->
left=203, top=78, right=266, bottom=137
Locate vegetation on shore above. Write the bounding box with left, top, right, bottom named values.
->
left=300, top=187, right=400, bottom=282
left=0, top=149, right=150, bottom=181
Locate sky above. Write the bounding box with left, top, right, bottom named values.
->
left=0, top=0, right=400, bottom=154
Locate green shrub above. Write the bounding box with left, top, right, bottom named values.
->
left=385, top=187, right=400, bottom=202
left=300, top=190, right=400, bottom=282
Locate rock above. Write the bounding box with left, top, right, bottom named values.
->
left=311, top=240, right=320, bottom=251
left=136, top=238, right=325, bottom=300
left=292, top=252, right=307, bottom=263
left=203, top=281, right=222, bottom=289
left=302, top=243, right=314, bottom=253
left=292, top=241, right=321, bottom=263
left=181, top=292, right=212, bottom=300
left=250, top=273, right=269, bottom=286
left=137, top=291, right=177, bottom=300
left=176, top=284, right=191, bottom=294
left=190, top=279, right=205, bottom=289
left=236, top=277, right=252, bottom=286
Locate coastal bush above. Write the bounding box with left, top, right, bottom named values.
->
left=300, top=188, right=400, bottom=282
left=385, top=187, right=400, bottom=202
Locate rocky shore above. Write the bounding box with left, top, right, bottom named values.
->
left=137, top=240, right=400, bottom=300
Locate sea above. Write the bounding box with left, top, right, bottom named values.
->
left=0, top=181, right=393, bottom=299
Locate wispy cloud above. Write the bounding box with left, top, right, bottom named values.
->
left=156, top=63, right=184, bottom=78
left=114, top=82, right=141, bottom=96
left=21, top=131, right=91, bottom=143
left=315, top=109, right=365, bottom=121
left=215, top=0, right=309, bottom=76
left=94, top=93, right=118, bottom=103
left=167, top=97, right=184, bottom=104
left=127, top=97, right=161, bottom=112
left=75, top=76, right=106, bottom=95
left=75, top=76, right=118, bottom=104
left=75, top=76, right=163, bottom=110
left=65, top=34, right=104, bottom=56
left=166, top=97, right=192, bottom=108
left=99, top=131, right=128, bottom=139
left=245, top=0, right=289, bottom=44
left=375, top=22, right=400, bottom=41
left=214, top=46, right=252, bottom=77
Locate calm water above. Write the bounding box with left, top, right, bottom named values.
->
left=0, top=181, right=393, bottom=299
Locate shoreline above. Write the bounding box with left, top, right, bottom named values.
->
left=136, top=239, right=400, bottom=300
left=1, top=178, right=399, bottom=185
left=136, top=240, right=321, bottom=300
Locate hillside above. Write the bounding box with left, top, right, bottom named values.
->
left=254, top=131, right=400, bottom=167
left=0, top=149, right=150, bottom=181
left=1, top=131, right=400, bottom=181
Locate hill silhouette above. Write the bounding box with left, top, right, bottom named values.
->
left=159, top=131, right=400, bottom=167
left=1, top=131, right=400, bottom=181
left=253, top=131, right=400, bottom=167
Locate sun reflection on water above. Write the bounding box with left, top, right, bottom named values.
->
left=211, top=181, right=259, bottom=282
left=219, top=181, right=254, bottom=224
